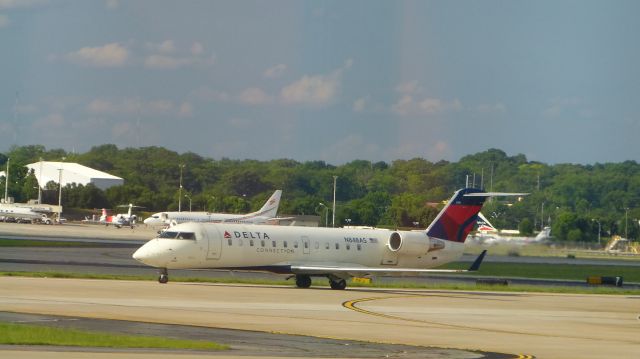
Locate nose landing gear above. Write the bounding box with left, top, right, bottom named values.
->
left=158, top=268, right=169, bottom=284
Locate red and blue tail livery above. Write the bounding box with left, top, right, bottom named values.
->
left=426, top=188, right=488, bottom=243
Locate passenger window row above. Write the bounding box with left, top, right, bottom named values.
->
left=225, top=239, right=362, bottom=251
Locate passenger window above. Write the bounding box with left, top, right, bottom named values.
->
left=238, top=239, right=243, bottom=246
left=304, top=242, right=308, bottom=249
left=261, top=240, right=265, bottom=247
left=272, top=241, right=276, bottom=247
left=283, top=241, right=288, bottom=248
left=294, top=241, right=298, bottom=248
left=315, top=242, right=319, bottom=250
left=227, top=239, right=232, bottom=246
left=346, top=244, right=351, bottom=250
left=335, top=243, right=339, bottom=250
left=357, top=244, right=362, bottom=251
left=325, top=242, right=330, bottom=250
left=250, top=240, right=254, bottom=247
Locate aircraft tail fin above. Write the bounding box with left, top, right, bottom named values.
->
left=253, top=190, right=282, bottom=218
left=426, top=189, right=527, bottom=243
left=476, top=212, right=498, bottom=232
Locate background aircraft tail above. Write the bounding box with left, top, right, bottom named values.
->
left=253, top=190, right=282, bottom=218
left=476, top=212, right=498, bottom=232
left=426, top=188, right=490, bottom=243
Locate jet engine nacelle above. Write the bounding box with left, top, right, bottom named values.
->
left=387, top=231, right=447, bottom=256
left=387, top=231, right=430, bottom=256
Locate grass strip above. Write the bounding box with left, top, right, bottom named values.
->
left=1, top=271, right=638, bottom=295
left=0, top=321, right=228, bottom=350
left=441, top=261, right=640, bottom=282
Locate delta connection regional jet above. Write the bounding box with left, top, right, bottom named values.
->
left=133, top=188, right=524, bottom=289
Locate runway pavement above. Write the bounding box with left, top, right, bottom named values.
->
left=1, top=277, right=639, bottom=359
left=0, top=222, right=158, bottom=242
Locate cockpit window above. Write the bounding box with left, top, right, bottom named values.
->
left=158, top=231, right=196, bottom=240
left=177, top=232, right=196, bottom=240
left=159, top=231, right=179, bottom=238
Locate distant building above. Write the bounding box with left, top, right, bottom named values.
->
left=25, top=161, right=123, bottom=191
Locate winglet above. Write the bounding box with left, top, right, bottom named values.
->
left=468, top=250, right=487, bottom=271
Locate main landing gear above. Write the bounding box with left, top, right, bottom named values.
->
left=329, top=278, right=347, bottom=290
left=295, top=274, right=312, bottom=288
left=158, top=268, right=169, bottom=284
left=293, top=274, right=347, bottom=290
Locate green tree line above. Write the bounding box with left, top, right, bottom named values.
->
left=1, top=145, right=639, bottom=242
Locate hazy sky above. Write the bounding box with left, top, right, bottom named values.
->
left=1, top=0, right=639, bottom=164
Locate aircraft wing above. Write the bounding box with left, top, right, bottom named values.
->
left=291, top=250, right=487, bottom=277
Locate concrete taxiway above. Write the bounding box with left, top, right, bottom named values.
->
left=1, top=277, right=638, bottom=358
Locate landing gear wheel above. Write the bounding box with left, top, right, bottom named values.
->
left=329, top=279, right=347, bottom=290
left=295, top=275, right=312, bottom=288
left=158, top=268, right=169, bottom=284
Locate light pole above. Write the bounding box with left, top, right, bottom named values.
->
left=592, top=218, right=601, bottom=246
left=3, top=157, right=8, bottom=203
left=178, top=164, right=185, bottom=212
left=540, top=202, right=545, bottom=230
left=38, top=157, right=43, bottom=204
left=185, top=194, right=192, bottom=212
left=332, top=176, right=337, bottom=227
left=625, top=208, right=629, bottom=239
left=57, top=157, right=65, bottom=222
left=318, top=203, right=328, bottom=227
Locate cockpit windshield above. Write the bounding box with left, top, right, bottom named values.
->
left=158, top=231, right=196, bottom=240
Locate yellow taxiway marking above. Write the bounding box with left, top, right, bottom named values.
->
left=342, top=295, right=537, bottom=358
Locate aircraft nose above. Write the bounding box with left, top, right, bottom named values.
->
left=132, top=240, right=160, bottom=266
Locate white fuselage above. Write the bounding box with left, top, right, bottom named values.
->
left=143, top=212, right=274, bottom=226
left=133, top=222, right=465, bottom=272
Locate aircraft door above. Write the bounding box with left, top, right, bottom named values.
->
left=302, top=236, right=310, bottom=255
left=381, top=248, right=398, bottom=265
left=206, top=227, right=222, bottom=260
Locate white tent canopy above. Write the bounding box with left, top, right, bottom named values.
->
left=26, top=161, right=123, bottom=190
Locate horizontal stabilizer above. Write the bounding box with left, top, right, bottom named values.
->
left=463, top=192, right=529, bottom=197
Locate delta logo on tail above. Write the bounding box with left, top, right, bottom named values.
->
left=476, top=212, right=498, bottom=233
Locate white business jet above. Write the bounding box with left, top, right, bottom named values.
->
left=133, top=188, right=524, bottom=289
left=143, top=190, right=283, bottom=226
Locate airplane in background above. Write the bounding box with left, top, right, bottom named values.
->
left=133, top=188, right=525, bottom=288
left=0, top=203, right=52, bottom=224
left=470, top=212, right=550, bottom=244
left=100, top=204, right=142, bottom=228
left=143, top=190, right=283, bottom=227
